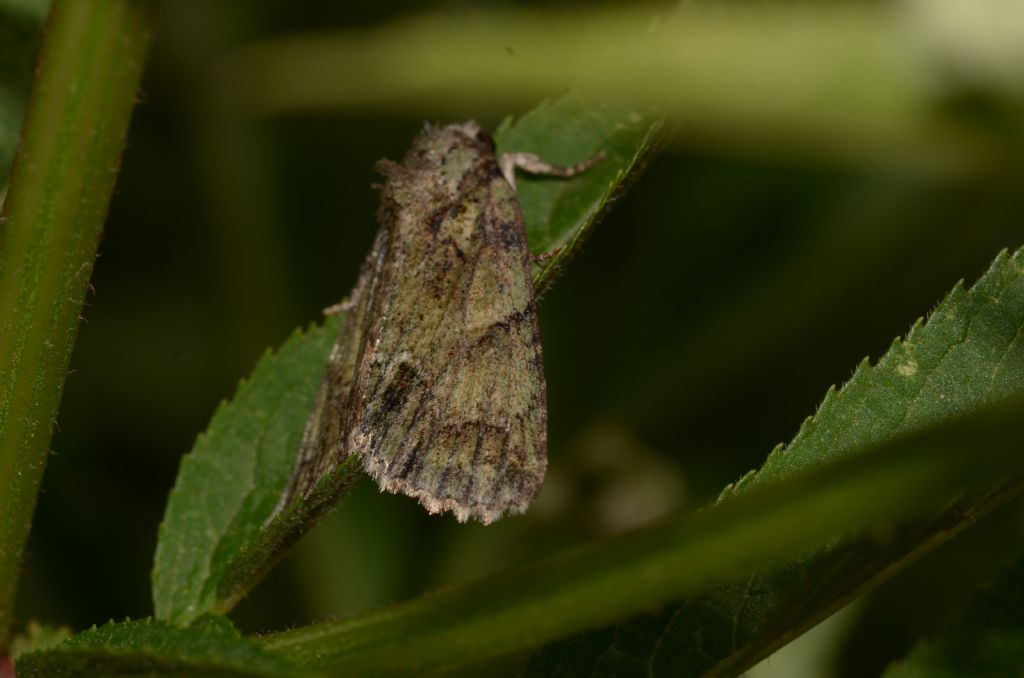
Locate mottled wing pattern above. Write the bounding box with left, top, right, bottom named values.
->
left=347, top=123, right=547, bottom=524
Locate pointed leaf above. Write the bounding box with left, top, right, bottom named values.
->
left=152, top=317, right=343, bottom=624
left=494, top=94, right=660, bottom=290
left=529, top=247, right=1024, bottom=676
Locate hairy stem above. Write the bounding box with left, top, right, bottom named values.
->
left=0, top=0, right=155, bottom=647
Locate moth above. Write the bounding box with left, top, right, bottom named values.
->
left=276, top=122, right=602, bottom=524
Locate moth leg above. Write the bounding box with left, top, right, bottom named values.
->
left=499, top=150, right=607, bottom=191
left=323, top=264, right=374, bottom=315
left=323, top=297, right=357, bottom=316
left=323, top=276, right=369, bottom=315
left=531, top=246, right=563, bottom=264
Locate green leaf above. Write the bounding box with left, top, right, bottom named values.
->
left=15, top=616, right=312, bottom=677
left=494, top=94, right=660, bottom=291
left=151, top=96, right=654, bottom=623
left=151, top=317, right=344, bottom=624
left=528, top=247, right=1024, bottom=676
left=258, top=395, right=1024, bottom=675
left=883, top=551, right=1024, bottom=677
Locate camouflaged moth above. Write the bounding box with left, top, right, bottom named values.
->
left=276, top=121, right=602, bottom=524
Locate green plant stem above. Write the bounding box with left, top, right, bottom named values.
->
left=260, top=398, right=1024, bottom=676
left=0, top=0, right=155, bottom=647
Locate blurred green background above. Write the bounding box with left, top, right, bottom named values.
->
left=6, top=1, right=1024, bottom=675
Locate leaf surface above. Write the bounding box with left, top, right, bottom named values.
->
left=494, top=94, right=659, bottom=290
left=259, top=395, right=1024, bottom=675
left=152, top=318, right=343, bottom=624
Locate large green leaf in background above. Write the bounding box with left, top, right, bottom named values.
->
left=529, top=248, right=1024, bottom=676
left=225, top=1, right=1024, bottom=174
left=151, top=94, right=660, bottom=625
left=256, top=394, right=1024, bottom=675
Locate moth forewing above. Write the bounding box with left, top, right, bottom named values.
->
left=347, top=123, right=547, bottom=524
left=275, top=121, right=599, bottom=525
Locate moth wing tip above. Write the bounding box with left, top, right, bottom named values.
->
left=362, top=454, right=542, bottom=524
